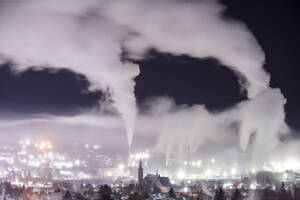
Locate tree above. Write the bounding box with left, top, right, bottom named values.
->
left=3, top=182, right=13, bottom=195
left=98, top=184, right=113, bottom=200
left=169, top=188, right=176, bottom=198
left=26, top=187, right=33, bottom=196
left=63, top=190, right=72, bottom=200
left=81, top=183, right=94, bottom=195
left=128, top=192, right=143, bottom=200
left=75, top=192, right=86, bottom=200
left=280, top=182, right=286, bottom=193
left=126, top=183, right=136, bottom=194
left=153, top=185, right=160, bottom=194
left=232, top=188, right=242, bottom=200
left=214, top=187, right=225, bottom=200
left=294, top=186, right=300, bottom=200
left=140, top=191, right=149, bottom=199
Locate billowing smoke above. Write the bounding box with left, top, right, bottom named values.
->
left=102, top=0, right=269, bottom=98
left=0, top=0, right=290, bottom=167
left=144, top=89, right=288, bottom=169
left=0, top=1, right=140, bottom=146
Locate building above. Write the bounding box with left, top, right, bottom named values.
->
left=137, top=159, right=171, bottom=193
left=143, top=173, right=171, bottom=193
left=138, top=158, right=143, bottom=189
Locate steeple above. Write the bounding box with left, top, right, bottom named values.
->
left=138, top=158, right=143, bottom=188
left=139, top=158, right=143, bottom=169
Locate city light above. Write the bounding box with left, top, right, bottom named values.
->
left=268, top=159, right=300, bottom=172
left=284, top=159, right=300, bottom=171
left=223, top=182, right=233, bottom=189
left=183, top=187, right=188, bottom=193
left=75, top=160, right=80, bottom=165
left=35, top=140, right=52, bottom=151
left=250, top=183, right=257, bottom=190
left=177, top=169, right=185, bottom=179
left=231, top=168, right=237, bottom=176
left=283, top=172, right=288, bottom=179
left=118, top=164, right=125, bottom=170
left=134, top=151, right=150, bottom=160
left=196, top=160, right=202, bottom=167
left=204, top=168, right=212, bottom=178
left=1, top=136, right=300, bottom=199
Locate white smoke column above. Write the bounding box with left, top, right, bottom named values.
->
left=102, top=0, right=269, bottom=98
left=0, top=0, right=289, bottom=160
left=235, top=89, right=287, bottom=151
left=0, top=1, right=138, bottom=146
left=229, top=88, right=288, bottom=167
left=100, top=0, right=287, bottom=161
left=142, top=97, right=239, bottom=166
left=143, top=91, right=288, bottom=170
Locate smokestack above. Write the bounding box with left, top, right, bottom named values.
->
left=187, top=145, right=190, bottom=167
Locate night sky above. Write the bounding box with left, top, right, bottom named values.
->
left=0, top=0, right=299, bottom=130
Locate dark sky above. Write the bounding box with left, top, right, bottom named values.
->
left=0, top=63, right=103, bottom=117
left=0, top=0, right=299, bottom=130
left=222, top=0, right=300, bottom=130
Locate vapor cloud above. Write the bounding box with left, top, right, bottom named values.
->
left=0, top=0, right=293, bottom=169
left=0, top=0, right=139, bottom=146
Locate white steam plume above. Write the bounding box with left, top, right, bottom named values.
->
left=0, top=0, right=289, bottom=164
left=0, top=1, right=139, bottom=146
left=101, top=0, right=287, bottom=162
left=102, top=0, right=269, bottom=98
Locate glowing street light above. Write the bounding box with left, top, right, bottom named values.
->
left=231, top=168, right=237, bottom=176
left=283, top=172, right=288, bottom=179
left=183, top=187, right=188, bottom=193
left=35, top=140, right=52, bottom=151
left=177, top=169, right=185, bottom=179
left=144, top=153, right=150, bottom=159
left=250, top=183, right=256, bottom=190
left=75, top=160, right=80, bottom=165
left=134, top=152, right=151, bottom=160
left=196, top=160, right=202, bottom=167
left=118, top=164, right=125, bottom=170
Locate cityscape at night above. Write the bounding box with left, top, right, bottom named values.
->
left=0, top=0, right=300, bottom=199
left=0, top=136, right=300, bottom=199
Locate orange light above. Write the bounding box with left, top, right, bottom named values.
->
left=36, top=140, right=53, bottom=151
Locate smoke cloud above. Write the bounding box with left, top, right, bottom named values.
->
left=0, top=0, right=293, bottom=168
left=0, top=0, right=140, bottom=146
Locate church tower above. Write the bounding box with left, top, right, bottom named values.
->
left=138, top=158, right=143, bottom=188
